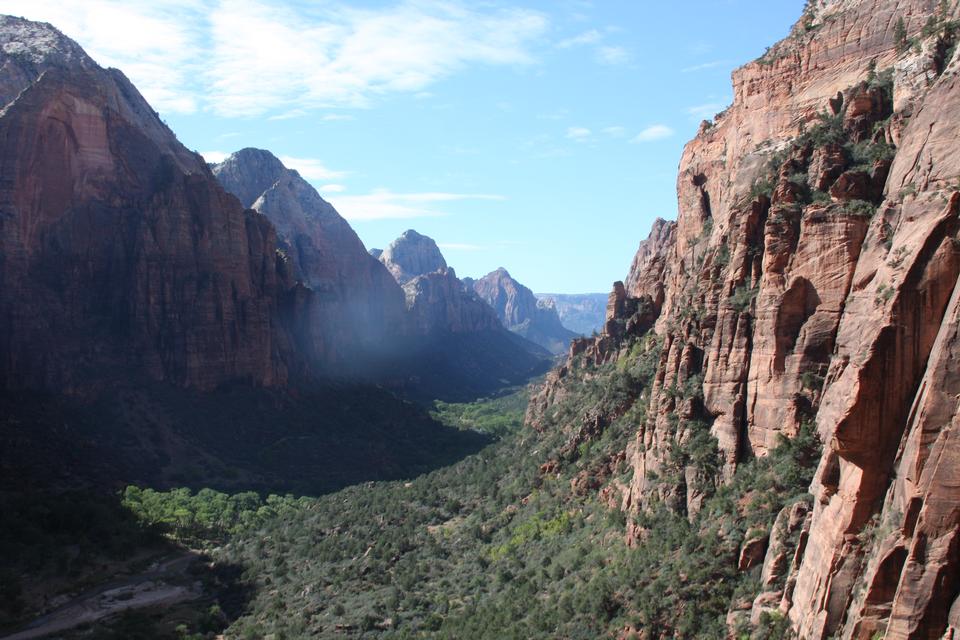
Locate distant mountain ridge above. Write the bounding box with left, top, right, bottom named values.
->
left=211, top=159, right=550, bottom=398
left=534, top=293, right=608, bottom=336
left=468, top=268, right=577, bottom=355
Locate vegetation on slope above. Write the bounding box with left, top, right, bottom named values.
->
left=61, top=331, right=819, bottom=640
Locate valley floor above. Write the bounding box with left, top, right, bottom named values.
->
left=3, top=344, right=818, bottom=639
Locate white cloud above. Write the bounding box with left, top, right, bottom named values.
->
left=566, top=126, right=592, bottom=141
left=686, top=101, right=729, bottom=120
left=267, top=109, right=308, bottom=121
left=631, top=125, right=674, bottom=143
left=681, top=60, right=729, bottom=73
left=557, top=29, right=601, bottom=49
left=200, top=150, right=229, bottom=163
left=596, top=45, right=629, bottom=65
left=556, top=27, right=628, bottom=67
left=204, top=0, right=548, bottom=116
left=329, top=189, right=504, bottom=221
left=320, top=184, right=346, bottom=193
left=438, top=242, right=485, bottom=251
left=277, top=156, right=348, bottom=181
left=6, top=0, right=547, bottom=117
left=537, top=108, right=570, bottom=121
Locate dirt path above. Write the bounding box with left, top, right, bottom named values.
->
left=1, top=553, right=201, bottom=640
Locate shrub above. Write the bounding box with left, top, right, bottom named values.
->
left=894, top=17, right=909, bottom=52
left=800, top=371, right=825, bottom=392
left=844, top=199, right=877, bottom=217
left=730, top=285, right=759, bottom=314
left=874, top=283, right=895, bottom=306
left=801, top=112, right=845, bottom=148
left=847, top=139, right=895, bottom=171
left=750, top=177, right=775, bottom=200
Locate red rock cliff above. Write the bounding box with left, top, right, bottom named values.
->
left=0, top=16, right=290, bottom=392
left=212, top=149, right=407, bottom=366
left=528, top=1, right=960, bottom=637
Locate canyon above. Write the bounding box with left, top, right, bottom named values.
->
left=0, top=16, right=550, bottom=404
left=1, top=1, right=959, bottom=638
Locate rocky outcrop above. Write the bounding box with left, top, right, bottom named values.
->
left=212, top=149, right=406, bottom=365
left=527, top=1, right=960, bottom=637
left=402, top=266, right=502, bottom=334
left=0, top=16, right=290, bottom=393
left=378, top=230, right=501, bottom=335
left=370, top=229, right=551, bottom=397
left=471, top=267, right=577, bottom=354
left=379, top=229, right=447, bottom=284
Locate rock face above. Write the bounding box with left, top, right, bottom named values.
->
left=378, top=230, right=500, bottom=334
left=471, top=268, right=577, bottom=354
left=379, top=229, right=447, bottom=284
left=527, top=1, right=960, bottom=637
left=212, top=149, right=406, bottom=365
left=0, top=16, right=290, bottom=393
left=534, top=292, right=609, bottom=336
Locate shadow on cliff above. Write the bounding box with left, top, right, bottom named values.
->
left=0, top=380, right=494, bottom=497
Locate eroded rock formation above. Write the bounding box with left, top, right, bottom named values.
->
left=471, top=267, right=577, bottom=354
left=378, top=230, right=502, bottom=335
left=527, top=1, right=960, bottom=637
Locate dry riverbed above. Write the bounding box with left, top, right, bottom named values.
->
left=1, top=553, right=201, bottom=640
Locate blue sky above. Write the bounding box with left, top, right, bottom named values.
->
left=9, top=0, right=803, bottom=293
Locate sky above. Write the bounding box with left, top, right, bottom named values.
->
left=6, top=0, right=803, bottom=293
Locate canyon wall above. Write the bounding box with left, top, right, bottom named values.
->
left=377, top=230, right=503, bottom=334
left=0, top=17, right=290, bottom=392
left=0, top=17, right=549, bottom=402
left=528, top=1, right=960, bottom=637
left=213, top=149, right=407, bottom=366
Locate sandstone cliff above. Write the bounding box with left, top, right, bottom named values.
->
left=0, top=16, right=290, bottom=393
left=212, top=149, right=406, bottom=365
left=379, top=229, right=502, bottom=335
left=527, top=1, right=960, bottom=637
left=470, top=267, right=577, bottom=354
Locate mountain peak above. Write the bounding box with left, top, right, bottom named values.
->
left=380, top=229, right=447, bottom=284
left=210, top=148, right=289, bottom=208
left=0, top=15, right=100, bottom=110
left=0, top=15, right=90, bottom=67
